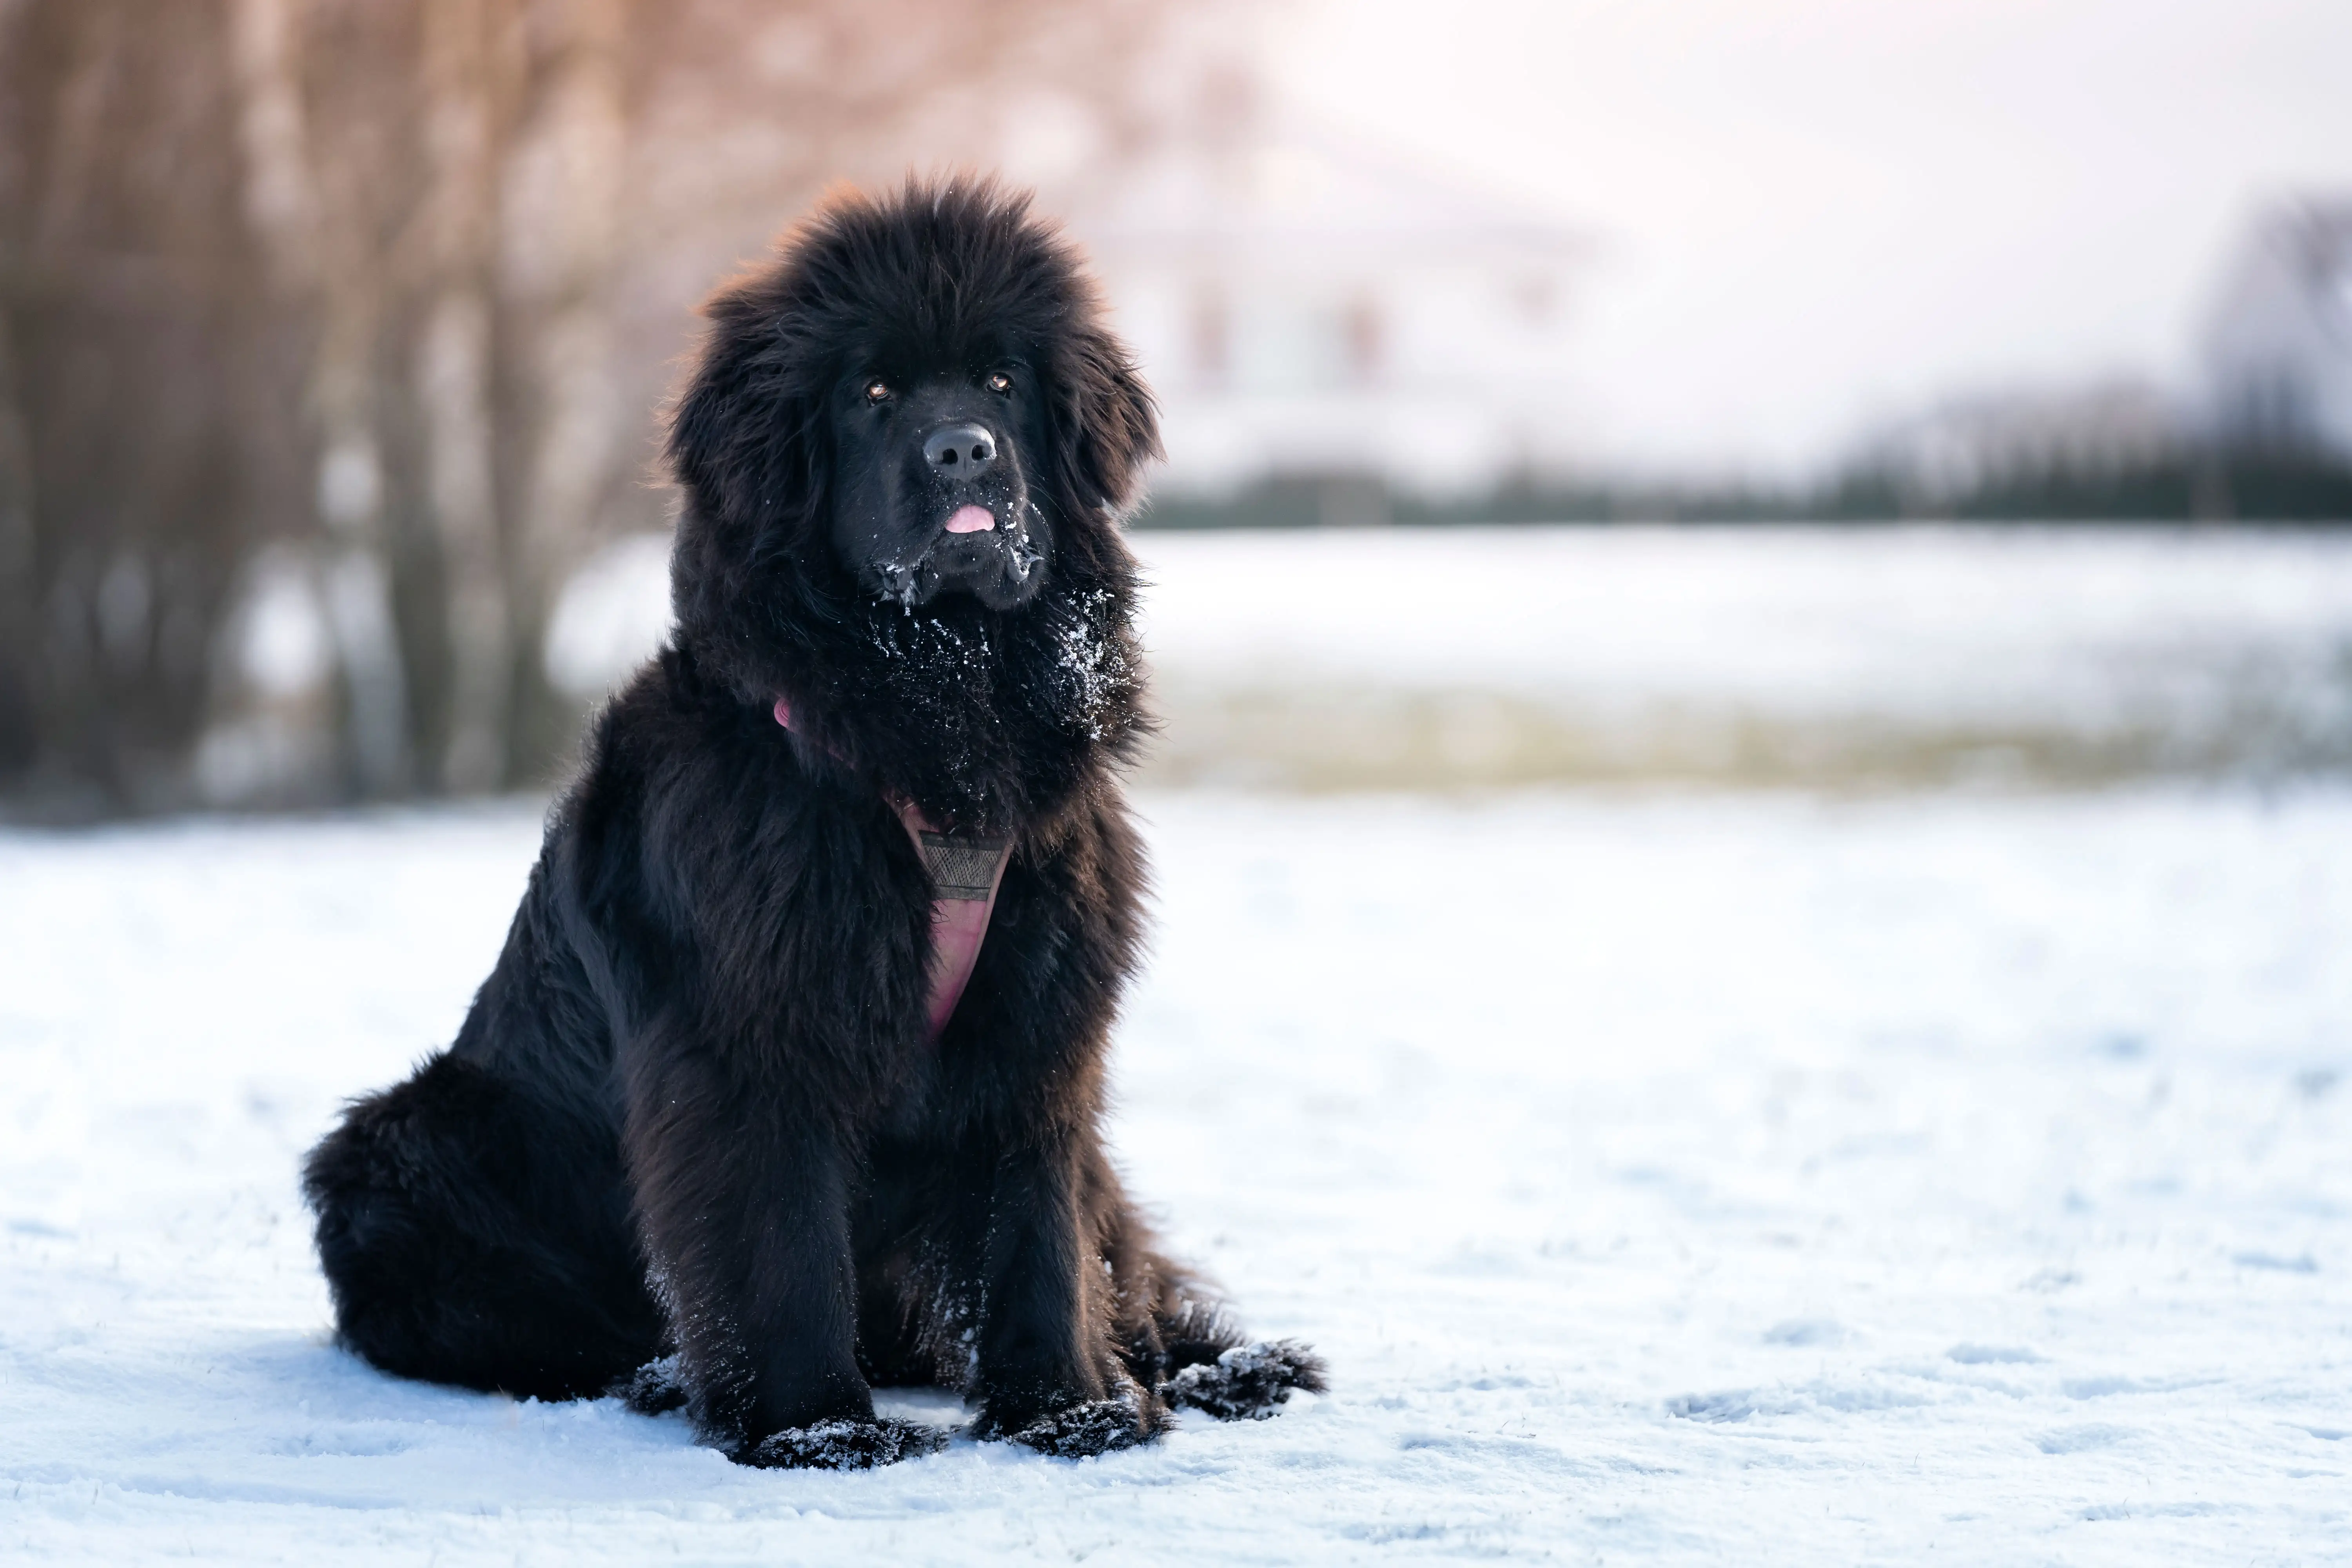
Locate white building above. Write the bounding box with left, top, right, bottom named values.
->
left=1059, top=121, right=1593, bottom=506
left=2200, top=199, right=2352, bottom=458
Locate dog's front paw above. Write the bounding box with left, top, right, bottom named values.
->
left=1162, top=1340, right=1328, bottom=1421
left=982, top=1388, right=1173, bottom=1458
left=736, top=1416, right=949, bottom=1470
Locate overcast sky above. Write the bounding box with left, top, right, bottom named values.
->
left=1268, top=0, right=2352, bottom=476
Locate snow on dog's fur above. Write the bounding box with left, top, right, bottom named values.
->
left=302, top=179, right=1322, bottom=1468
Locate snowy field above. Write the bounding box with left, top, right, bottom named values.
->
left=5, top=786, right=2351, bottom=1563
left=549, top=525, right=2352, bottom=788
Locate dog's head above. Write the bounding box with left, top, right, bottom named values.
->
left=667, top=179, right=1160, bottom=672
left=825, top=314, right=1064, bottom=613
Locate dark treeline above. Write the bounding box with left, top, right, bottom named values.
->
left=1135, top=450, right=2352, bottom=530
left=0, top=0, right=1195, bottom=820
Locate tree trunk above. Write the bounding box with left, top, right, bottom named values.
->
left=0, top=303, right=36, bottom=780
left=226, top=0, right=409, bottom=799
left=414, top=0, right=511, bottom=792
left=500, top=0, right=626, bottom=785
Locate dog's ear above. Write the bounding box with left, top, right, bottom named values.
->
left=1052, top=319, right=1162, bottom=523
left=666, top=280, right=835, bottom=640
left=668, top=285, right=826, bottom=542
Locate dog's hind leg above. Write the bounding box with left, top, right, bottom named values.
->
left=303, top=1051, right=660, bottom=1400
left=1094, top=1191, right=1328, bottom=1422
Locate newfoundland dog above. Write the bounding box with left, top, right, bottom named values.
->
left=301, top=179, right=1322, bottom=1468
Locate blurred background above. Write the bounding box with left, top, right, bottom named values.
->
left=3, top=0, right=2350, bottom=817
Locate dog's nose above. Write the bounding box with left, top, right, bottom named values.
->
left=922, top=423, right=996, bottom=479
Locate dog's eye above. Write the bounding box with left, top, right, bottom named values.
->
left=864, top=379, right=891, bottom=404
left=986, top=372, right=1012, bottom=395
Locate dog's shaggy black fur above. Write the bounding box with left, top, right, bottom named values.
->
left=302, top=180, right=1322, bottom=1468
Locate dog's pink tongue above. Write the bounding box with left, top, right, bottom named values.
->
left=944, top=505, right=995, bottom=534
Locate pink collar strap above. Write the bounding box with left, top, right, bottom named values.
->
left=774, top=699, right=1011, bottom=1040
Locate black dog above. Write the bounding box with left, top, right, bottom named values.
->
left=302, top=180, right=1322, bottom=1468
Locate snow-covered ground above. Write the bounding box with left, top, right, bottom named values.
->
left=5, top=787, right=2349, bottom=1563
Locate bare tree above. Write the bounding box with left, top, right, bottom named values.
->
left=414, top=0, right=513, bottom=791
left=500, top=0, right=627, bottom=780
left=227, top=0, right=410, bottom=797
left=0, top=97, right=34, bottom=781
left=0, top=0, right=275, bottom=814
